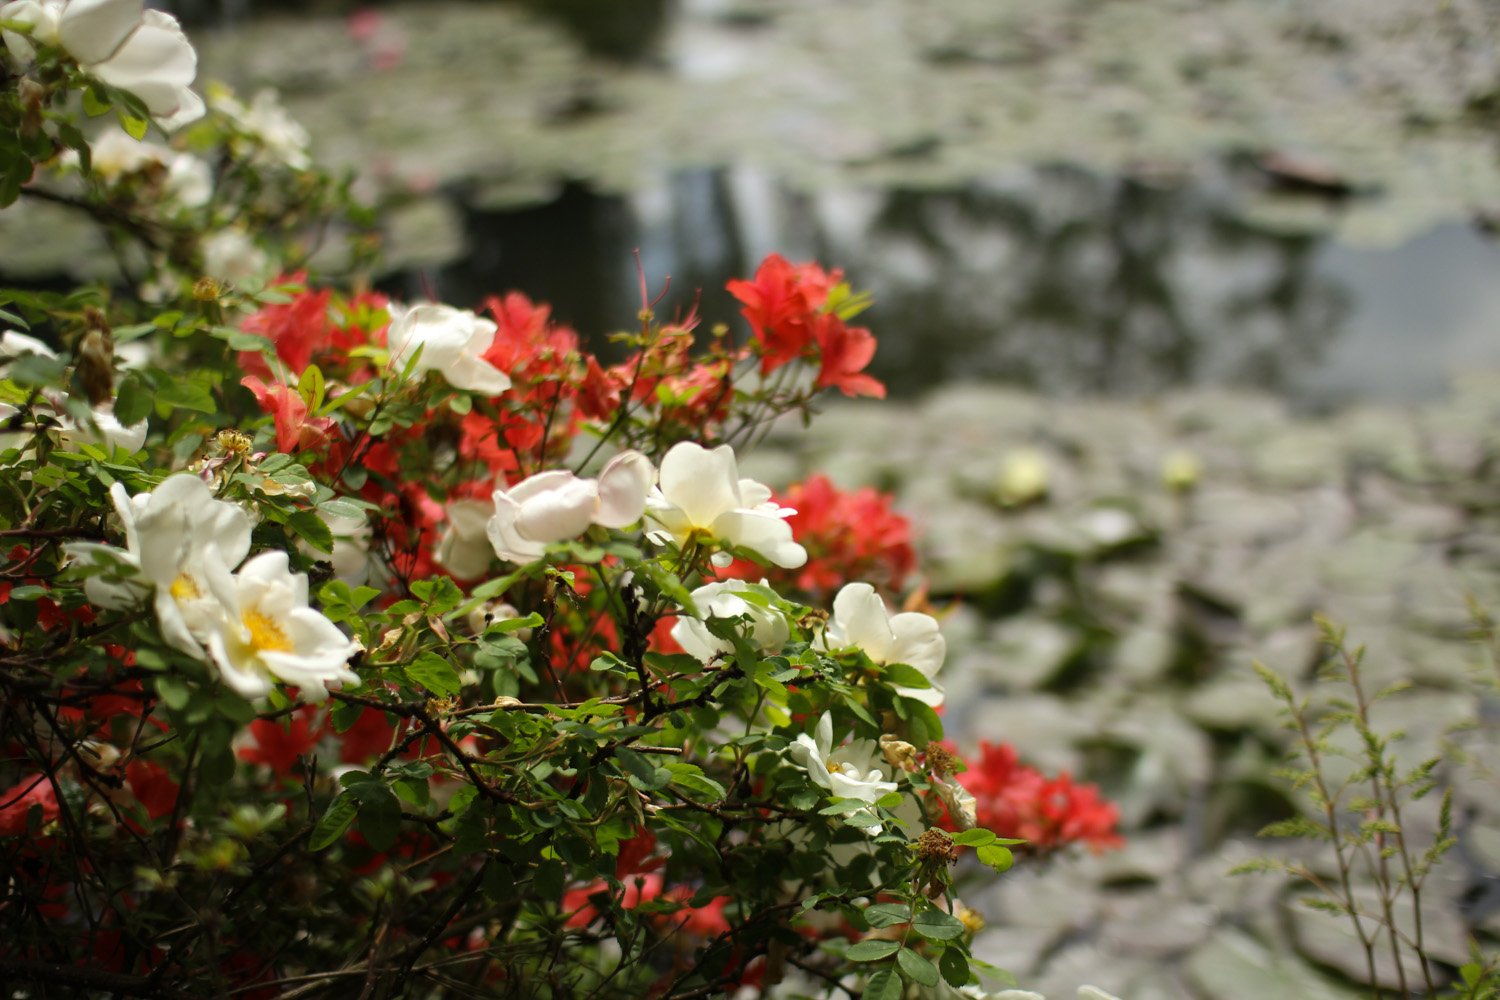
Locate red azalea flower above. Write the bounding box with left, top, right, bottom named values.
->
left=728, top=254, right=842, bottom=375
left=239, top=277, right=331, bottom=380
left=239, top=707, right=324, bottom=776
left=0, top=774, right=58, bottom=836
left=950, top=741, right=1123, bottom=853
left=241, top=376, right=336, bottom=455
left=812, top=313, right=885, bottom=399
left=125, top=760, right=180, bottom=821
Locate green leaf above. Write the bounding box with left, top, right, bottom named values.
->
left=285, top=508, right=334, bottom=554
left=846, top=939, right=901, bottom=962
left=911, top=909, right=966, bottom=941
left=355, top=784, right=402, bottom=852
left=82, top=86, right=110, bottom=117
left=951, top=829, right=996, bottom=847
left=897, top=948, right=939, bottom=987
left=883, top=662, right=932, bottom=689
left=615, top=746, right=657, bottom=784
left=864, top=903, right=912, bottom=928
left=155, top=379, right=216, bottom=413
left=113, top=374, right=154, bottom=427
left=491, top=612, right=544, bottom=634
left=116, top=108, right=148, bottom=140
left=864, top=968, right=902, bottom=1000
left=317, top=499, right=365, bottom=521
left=155, top=675, right=191, bottom=711
left=534, top=858, right=564, bottom=902
left=407, top=651, right=462, bottom=697
left=938, top=947, right=970, bottom=988
left=976, top=844, right=1013, bottom=873
left=310, top=793, right=359, bottom=850
left=298, top=364, right=326, bottom=414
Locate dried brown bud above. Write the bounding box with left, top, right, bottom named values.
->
left=924, top=744, right=959, bottom=778
left=879, top=733, right=917, bottom=772
left=915, top=828, right=959, bottom=865
left=75, top=317, right=114, bottom=407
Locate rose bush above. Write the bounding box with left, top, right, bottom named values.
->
left=0, top=22, right=1121, bottom=1000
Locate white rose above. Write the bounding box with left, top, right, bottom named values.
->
left=386, top=302, right=511, bottom=397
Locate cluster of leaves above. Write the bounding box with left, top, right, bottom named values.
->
left=1239, top=616, right=1499, bottom=999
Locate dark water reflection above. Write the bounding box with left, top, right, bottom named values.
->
left=402, top=165, right=1500, bottom=408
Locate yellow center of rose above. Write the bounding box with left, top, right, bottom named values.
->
left=169, top=574, right=200, bottom=602
left=826, top=760, right=841, bottom=775
left=244, top=610, right=292, bottom=652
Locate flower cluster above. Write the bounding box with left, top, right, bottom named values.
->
left=0, top=0, right=203, bottom=129
left=945, top=741, right=1124, bottom=854
left=727, top=253, right=885, bottom=398
left=64, top=475, right=360, bottom=700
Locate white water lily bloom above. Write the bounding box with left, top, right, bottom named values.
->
left=671, top=579, right=790, bottom=664
left=434, top=498, right=495, bottom=579
left=487, top=451, right=654, bottom=564
left=0, top=0, right=204, bottom=129
left=130, top=474, right=253, bottom=657
left=197, top=550, right=360, bottom=701
left=645, top=441, right=806, bottom=569
left=820, top=582, right=946, bottom=708
left=788, top=712, right=897, bottom=806
left=386, top=302, right=511, bottom=396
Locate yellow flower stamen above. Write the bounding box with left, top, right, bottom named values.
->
left=170, top=574, right=200, bottom=602
left=244, top=610, right=292, bottom=653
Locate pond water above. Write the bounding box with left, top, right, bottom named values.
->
left=399, top=165, right=1500, bottom=410
left=184, top=0, right=1500, bottom=410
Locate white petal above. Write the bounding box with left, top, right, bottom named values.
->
left=712, top=508, right=806, bottom=569
left=593, top=451, right=653, bottom=528
left=829, top=583, right=894, bottom=662
left=487, top=490, right=547, bottom=564
left=888, top=612, right=945, bottom=677
left=442, top=353, right=511, bottom=396
left=657, top=442, right=740, bottom=529
left=58, top=0, right=140, bottom=65
left=814, top=711, right=833, bottom=758
left=514, top=476, right=597, bottom=543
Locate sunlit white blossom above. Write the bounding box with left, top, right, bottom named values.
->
left=487, top=451, right=653, bottom=564
left=787, top=711, right=897, bottom=813
left=819, top=582, right=946, bottom=707
left=197, top=550, right=360, bottom=701
left=0, top=0, right=204, bottom=129
left=386, top=302, right=511, bottom=396
left=670, top=579, right=790, bottom=664
left=645, top=441, right=805, bottom=569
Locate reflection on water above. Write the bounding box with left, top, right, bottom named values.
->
left=402, top=165, right=1500, bottom=407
